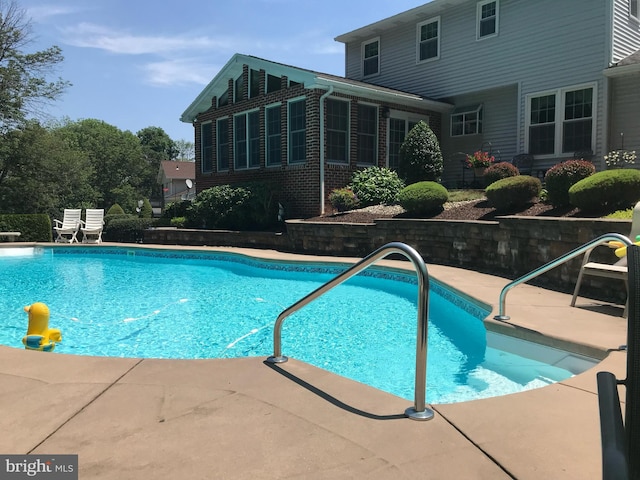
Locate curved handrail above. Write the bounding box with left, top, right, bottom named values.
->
left=494, top=233, right=632, bottom=321
left=266, top=242, right=434, bottom=421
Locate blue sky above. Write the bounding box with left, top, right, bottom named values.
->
left=20, top=0, right=428, bottom=142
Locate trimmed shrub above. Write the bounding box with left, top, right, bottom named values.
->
left=107, top=204, right=125, bottom=215
left=162, top=201, right=191, bottom=219
left=484, top=162, right=519, bottom=186
left=569, top=169, right=640, bottom=213
left=544, top=160, right=596, bottom=207
left=398, top=121, right=443, bottom=184
left=397, top=181, right=448, bottom=216
left=0, top=214, right=51, bottom=242
left=139, top=198, right=153, bottom=218
left=329, top=187, right=359, bottom=212
left=103, top=217, right=155, bottom=243
left=350, top=167, right=405, bottom=206
left=485, top=176, right=542, bottom=211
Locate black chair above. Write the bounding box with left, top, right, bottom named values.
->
left=597, top=244, right=640, bottom=479
left=511, top=153, right=534, bottom=176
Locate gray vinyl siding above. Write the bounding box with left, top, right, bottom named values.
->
left=609, top=73, right=640, bottom=153
left=612, top=0, right=640, bottom=63
left=440, top=85, right=518, bottom=187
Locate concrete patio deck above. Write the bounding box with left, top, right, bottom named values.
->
left=0, top=246, right=629, bottom=479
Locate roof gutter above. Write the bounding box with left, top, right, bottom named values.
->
left=319, top=85, right=334, bottom=215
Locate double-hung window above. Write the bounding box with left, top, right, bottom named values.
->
left=451, top=105, right=483, bottom=136
left=326, top=98, right=349, bottom=164
left=266, top=104, right=282, bottom=167
left=216, top=118, right=230, bottom=172
left=526, top=85, right=595, bottom=156
left=201, top=122, right=213, bottom=173
left=631, top=0, right=639, bottom=20
left=387, top=116, right=427, bottom=170
left=288, top=99, right=306, bottom=164
left=357, top=104, right=377, bottom=165
left=477, top=0, right=499, bottom=39
left=362, top=38, right=380, bottom=77
left=234, top=111, right=260, bottom=169
left=417, top=17, right=440, bottom=62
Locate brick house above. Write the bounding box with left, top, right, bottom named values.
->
left=181, top=54, right=451, bottom=218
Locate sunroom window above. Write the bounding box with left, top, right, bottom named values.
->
left=201, top=122, right=213, bottom=173
left=326, top=98, right=349, bottom=163
left=288, top=99, right=306, bottom=164
left=217, top=118, right=229, bottom=171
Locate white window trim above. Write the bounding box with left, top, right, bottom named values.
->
left=326, top=97, right=351, bottom=164
left=631, top=0, right=639, bottom=20
left=233, top=109, right=261, bottom=170
left=265, top=102, right=282, bottom=168
left=288, top=96, right=307, bottom=165
left=200, top=121, right=213, bottom=174
left=524, top=82, right=597, bottom=159
left=477, top=0, right=499, bottom=40
left=361, top=37, right=380, bottom=78
left=385, top=112, right=430, bottom=169
left=450, top=105, right=483, bottom=137
left=416, top=16, right=441, bottom=64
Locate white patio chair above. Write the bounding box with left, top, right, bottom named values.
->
left=53, top=209, right=82, bottom=243
left=81, top=209, right=105, bottom=243
left=571, top=200, right=640, bottom=315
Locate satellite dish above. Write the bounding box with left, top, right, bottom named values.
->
left=186, top=179, right=193, bottom=189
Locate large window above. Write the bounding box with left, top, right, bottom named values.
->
left=326, top=98, right=349, bottom=163
left=477, top=0, right=499, bottom=39
left=631, top=0, right=639, bottom=20
left=526, top=85, right=595, bottom=156
left=451, top=105, right=483, bottom=136
left=217, top=118, right=229, bottom=171
left=417, top=17, right=440, bottom=62
left=362, top=38, right=379, bottom=77
left=266, top=105, right=282, bottom=167
left=288, top=99, right=306, bottom=164
left=234, top=111, right=260, bottom=169
left=201, top=122, right=213, bottom=173
left=357, top=104, right=377, bottom=165
left=388, top=117, right=423, bottom=170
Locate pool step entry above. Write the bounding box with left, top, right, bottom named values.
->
left=267, top=241, right=434, bottom=421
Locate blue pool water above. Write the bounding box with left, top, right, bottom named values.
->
left=0, top=246, right=597, bottom=404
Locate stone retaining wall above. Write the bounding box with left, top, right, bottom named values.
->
left=144, top=216, right=631, bottom=304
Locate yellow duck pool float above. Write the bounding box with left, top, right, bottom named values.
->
left=22, top=302, right=61, bottom=352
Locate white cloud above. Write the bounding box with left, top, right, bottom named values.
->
left=26, top=5, right=81, bottom=22
left=143, top=59, right=219, bottom=87
left=60, top=23, right=236, bottom=55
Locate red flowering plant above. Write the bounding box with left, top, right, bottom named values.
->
left=466, top=150, right=495, bottom=168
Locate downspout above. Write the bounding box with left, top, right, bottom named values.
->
left=319, top=86, right=334, bottom=215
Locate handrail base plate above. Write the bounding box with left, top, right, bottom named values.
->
left=405, top=406, right=435, bottom=421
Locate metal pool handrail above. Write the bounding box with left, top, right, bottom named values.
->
left=266, top=241, right=434, bottom=421
left=493, top=233, right=632, bottom=321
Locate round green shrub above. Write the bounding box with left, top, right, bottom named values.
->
left=397, top=181, right=448, bottom=216
left=350, top=166, right=405, bottom=206
left=544, top=160, right=595, bottom=207
left=569, top=169, right=640, bottom=213
left=397, top=121, right=443, bottom=184
left=484, top=161, right=519, bottom=186
left=329, top=187, right=359, bottom=212
left=107, top=204, right=125, bottom=215
left=485, top=176, right=541, bottom=211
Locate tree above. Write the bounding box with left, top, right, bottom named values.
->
left=0, top=0, right=69, bottom=132
left=137, top=126, right=177, bottom=162
left=398, top=121, right=443, bottom=184
left=174, top=139, right=195, bottom=162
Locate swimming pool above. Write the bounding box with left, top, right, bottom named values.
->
left=0, top=245, right=597, bottom=404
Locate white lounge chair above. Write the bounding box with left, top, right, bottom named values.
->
left=571, top=201, right=640, bottom=315
left=81, top=209, right=104, bottom=243
left=53, top=209, right=82, bottom=243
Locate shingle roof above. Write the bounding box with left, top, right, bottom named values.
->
left=159, top=161, right=195, bottom=181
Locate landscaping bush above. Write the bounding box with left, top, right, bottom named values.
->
left=485, top=176, right=541, bottom=211
left=484, top=162, right=519, bottom=186
left=329, top=187, right=359, bottom=212
left=102, top=217, right=155, bottom=243
left=0, top=214, right=51, bottom=242
left=350, top=166, right=405, bottom=206
left=139, top=198, right=153, bottom=218
left=107, top=204, right=125, bottom=215
left=397, top=121, right=443, bottom=184
left=162, top=200, right=191, bottom=219
left=569, top=169, right=640, bottom=213
left=544, top=160, right=595, bottom=207
left=397, top=181, right=448, bottom=216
